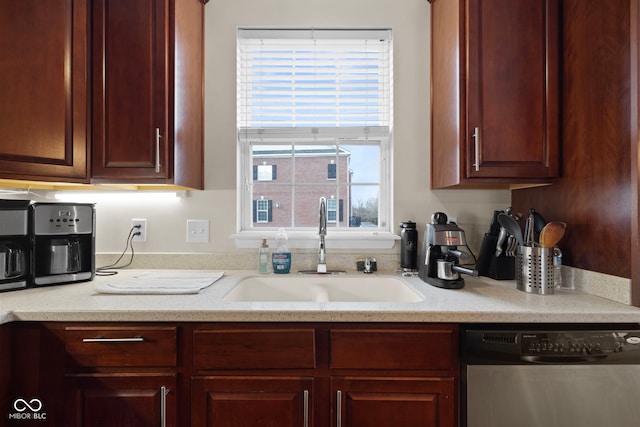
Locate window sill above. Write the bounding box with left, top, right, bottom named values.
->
left=231, top=230, right=400, bottom=250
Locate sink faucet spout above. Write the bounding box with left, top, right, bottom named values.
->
left=317, top=197, right=327, bottom=273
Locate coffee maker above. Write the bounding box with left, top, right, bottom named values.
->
left=419, top=212, right=478, bottom=289
left=0, top=200, right=30, bottom=292
left=30, top=202, right=95, bottom=286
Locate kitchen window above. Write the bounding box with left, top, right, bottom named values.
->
left=236, top=28, right=393, bottom=246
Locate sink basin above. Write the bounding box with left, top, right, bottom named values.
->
left=223, top=275, right=424, bottom=302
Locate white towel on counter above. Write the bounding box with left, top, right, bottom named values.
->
left=94, top=271, right=225, bottom=295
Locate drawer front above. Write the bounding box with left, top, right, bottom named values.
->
left=193, top=329, right=316, bottom=370
left=65, top=326, right=177, bottom=367
left=330, top=328, right=457, bottom=370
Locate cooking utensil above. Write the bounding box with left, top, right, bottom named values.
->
left=524, top=211, right=535, bottom=246
left=505, top=235, right=515, bottom=257
left=532, top=209, right=546, bottom=234
left=539, top=222, right=567, bottom=248
left=523, top=208, right=547, bottom=246
left=497, top=213, right=524, bottom=246
left=495, top=227, right=508, bottom=257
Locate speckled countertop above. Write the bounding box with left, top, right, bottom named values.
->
left=1, top=269, right=640, bottom=324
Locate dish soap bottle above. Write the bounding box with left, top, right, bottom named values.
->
left=272, top=228, right=291, bottom=274
left=258, top=238, right=270, bottom=273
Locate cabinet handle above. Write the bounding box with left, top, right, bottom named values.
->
left=160, top=386, right=168, bottom=427
left=303, top=389, right=309, bottom=427
left=336, top=390, right=342, bottom=427
left=155, top=127, right=162, bottom=173
left=82, top=335, right=145, bottom=343
left=473, top=126, right=481, bottom=172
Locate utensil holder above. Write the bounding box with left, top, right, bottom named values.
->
left=515, top=246, right=554, bottom=295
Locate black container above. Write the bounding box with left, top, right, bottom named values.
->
left=400, top=221, right=418, bottom=271
left=476, top=210, right=515, bottom=280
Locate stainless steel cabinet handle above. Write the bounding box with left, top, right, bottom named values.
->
left=82, top=335, right=145, bottom=343
left=303, top=389, right=309, bottom=427
left=155, top=127, right=162, bottom=173
left=473, top=126, right=481, bottom=172
left=160, top=386, right=168, bottom=427
left=336, top=390, right=342, bottom=427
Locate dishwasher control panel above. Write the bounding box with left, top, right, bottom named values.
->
left=520, top=331, right=636, bottom=356
left=463, top=328, right=640, bottom=364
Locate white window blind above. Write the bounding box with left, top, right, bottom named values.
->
left=237, top=28, right=392, bottom=140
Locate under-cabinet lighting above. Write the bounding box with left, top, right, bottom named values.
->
left=51, top=190, right=186, bottom=203
left=0, top=189, right=29, bottom=196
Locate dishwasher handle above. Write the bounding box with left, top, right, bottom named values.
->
left=521, top=354, right=608, bottom=364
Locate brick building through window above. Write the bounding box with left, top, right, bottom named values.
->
left=252, top=146, right=350, bottom=228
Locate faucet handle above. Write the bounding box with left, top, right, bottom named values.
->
left=363, top=257, right=377, bottom=274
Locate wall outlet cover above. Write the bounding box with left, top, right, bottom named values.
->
left=131, top=218, right=147, bottom=242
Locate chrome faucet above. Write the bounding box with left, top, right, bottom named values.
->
left=317, top=197, right=328, bottom=273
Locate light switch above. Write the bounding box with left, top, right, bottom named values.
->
left=187, top=219, right=209, bottom=243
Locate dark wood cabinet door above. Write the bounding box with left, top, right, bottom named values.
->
left=0, top=325, right=10, bottom=422
left=0, top=0, right=89, bottom=182
left=466, top=0, right=559, bottom=180
left=191, top=376, right=314, bottom=427
left=65, top=374, right=176, bottom=427
left=91, top=0, right=169, bottom=181
left=430, top=0, right=559, bottom=187
left=332, top=377, right=456, bottom=427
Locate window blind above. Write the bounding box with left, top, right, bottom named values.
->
left=237, top=28, right=392, bottom=140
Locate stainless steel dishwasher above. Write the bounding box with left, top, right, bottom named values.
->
left=461, top=325, right=640, bottom=427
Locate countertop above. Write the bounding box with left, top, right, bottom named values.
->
left=1, top=269, right=640, bottom=324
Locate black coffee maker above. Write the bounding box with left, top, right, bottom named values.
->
left=419, top=212, right=478, bottom=289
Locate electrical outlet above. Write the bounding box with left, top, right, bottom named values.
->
left=131, top=218, right=147, bottom=242
left=187, top=219, right=209, bottom=243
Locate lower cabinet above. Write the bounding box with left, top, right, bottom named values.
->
left=190, top=324, right=458, bottom=427
left=332, top=377, right=456, bottom=427
left=0, top=324, right=11, bottom=423
left=12, top=322, right=458, bottom=427
left=191, top=376, right=313, bottom=427
left=65, top=374, right=176, bottom=427
left=62, top=325, right=179, bottom=427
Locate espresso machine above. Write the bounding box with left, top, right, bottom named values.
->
left=30, top=202, right=95, bottom=286
left=0, top=200, right=30, bottom=292
left=419, top=212, right=478, bottom=289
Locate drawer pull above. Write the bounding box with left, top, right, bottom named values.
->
left=160, top=386, right=168, bottom=427
left=473, top=126, right=481, bottom=172
left=303, top=389, right=309, bottom=427
left=82, top=335, right=145, bottom=343
left=336, top=390, right=342, bottom=427
left=155, top=127, right=162, bottom=173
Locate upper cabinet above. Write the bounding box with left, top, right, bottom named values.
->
left=0, top=0, right=90, bottom=183
left=0, top=0, right=205, bottom=189
left=91, top=0, right=204, bottom=189
left=429, top=0, right=560, bottom=188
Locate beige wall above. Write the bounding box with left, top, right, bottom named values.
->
left=92, top=0, right=510, bottom=261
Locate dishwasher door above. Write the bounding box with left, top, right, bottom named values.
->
left=466, top=364, right=640, bottom=427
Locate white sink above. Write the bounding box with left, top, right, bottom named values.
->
left=223, top=275, right=424, bottom=302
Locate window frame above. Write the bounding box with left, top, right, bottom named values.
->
left=234, top=27, right=396, bottom=249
